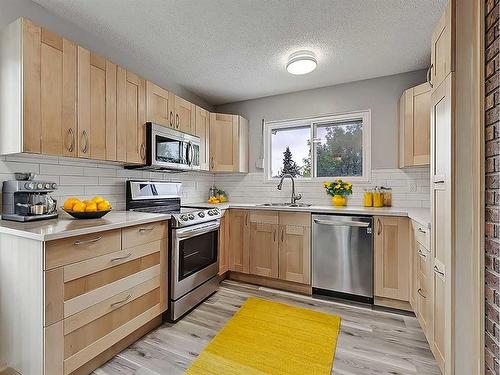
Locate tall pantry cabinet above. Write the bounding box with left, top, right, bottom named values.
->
left=429, top=1, right=455, bottom=373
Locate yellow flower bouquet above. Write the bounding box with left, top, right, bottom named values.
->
left=323, top=179, right=352, bottom=206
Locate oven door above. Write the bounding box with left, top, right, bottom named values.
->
left=171, top=220, right=219, bottom=300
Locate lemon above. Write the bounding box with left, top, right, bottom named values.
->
left=91, top=196, right=105, bottom=204
left=97, top=200, right=111, bottom=211
left=85, top=202, right=98, bottom=212
left=64, top=198, right=80, bottom=211
left=72, top=202, right=86, bottom=212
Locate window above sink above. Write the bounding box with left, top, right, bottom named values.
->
left=264, top=110, right=371, bottom=182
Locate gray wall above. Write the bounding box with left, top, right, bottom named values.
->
left=0, top=0, right=213, bottom=110
left=215, top=70, right=427, bottom=171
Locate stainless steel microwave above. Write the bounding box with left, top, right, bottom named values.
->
left=133, top=123, right=201, bottom=171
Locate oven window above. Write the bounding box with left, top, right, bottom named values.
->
left=179, top=230, right=218, bottom=281
left=156, top=135, right=187, bottom=164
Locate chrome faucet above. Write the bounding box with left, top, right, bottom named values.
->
left=277, top=174, right=302, bottom=204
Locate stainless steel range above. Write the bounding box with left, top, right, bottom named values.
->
left=126, top=180, right=221, bottom=321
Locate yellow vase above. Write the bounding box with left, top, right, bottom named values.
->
left=331, top=195, right=347, bottom=207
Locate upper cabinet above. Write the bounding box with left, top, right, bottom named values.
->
left=77, top=49, right=117, bottom=160
left=145, top=81, right=171, bottom=128
left=173, top=95, right=195, bottom=134
left=0, top=18, right=78, bottom=156
left=430, top=0, right=454, bottom=90
left=399, top=82, right=431, bottom=167
left=117, top=68, right=146, bottom=164
left=0, top=18, right=249, bottom=173
left=195, top=106, right=210, bottom=171
left=209, top=113, right=248, bottom=173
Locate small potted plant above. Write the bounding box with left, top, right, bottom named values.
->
left=323, top=179, right=353, bottom=206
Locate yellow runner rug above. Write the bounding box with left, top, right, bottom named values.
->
left=185, top=297, right=341, bottom=375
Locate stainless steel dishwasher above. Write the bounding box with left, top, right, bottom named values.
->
left=312, top=214, right=373, bottom=303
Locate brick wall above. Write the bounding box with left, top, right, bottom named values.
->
left=485, top=0, right=500, bottom=374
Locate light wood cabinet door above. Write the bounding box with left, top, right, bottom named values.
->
left=415, top=242, right=433, bottom=342
left=228, top=210, right=250, bottom=273
left=117, top=68, right=146, bottom=164
left=430, top=0, right=454, bottom=90
left=145, top=81, right=171, bottom=128
left=210, top=113, right=237, bottom=172
left=249, top=222, right=279, bottom=278
left=209, top=113, right=248, bottom=173
left=78, top=50, right=117, bottom=160
left=21, top=18, right=42, bottom=154
left=409, top=222, right=418, bottom=311
left=174, top=95, right=195, bottom=134
left=430, top=73, right=453, bottom=374
left=195, top=106, right=210, bottom=171
left=399, top=83, right=431, bottom=167
left=218, top=211, right=230, bottom=275
left=20, top=21, right=78, bottom=157
left=374, top=216, right=410, bottom=301
left=278, top=212, right=310, bottom=284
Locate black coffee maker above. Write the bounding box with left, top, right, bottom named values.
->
left=2, top=174, right=58, bottom=222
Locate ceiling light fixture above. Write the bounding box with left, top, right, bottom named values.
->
left=286, top=50, right=317, bottom=75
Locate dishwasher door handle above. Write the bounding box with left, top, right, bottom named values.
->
left=313, top=219, right=370, bottom=227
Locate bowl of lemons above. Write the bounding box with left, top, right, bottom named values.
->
left=62, top=196, right=112, bottom=219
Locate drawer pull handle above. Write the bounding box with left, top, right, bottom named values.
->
left=74, top=236, right=103, bottom=246
left=111, top=294, right=131, bottom=308
left=417, top=228, right=426, bottom=234
left=110, top=252, right=132, bottom=262
left=417, top=288, right=427, bottom=299
left=433, top=265, right=445, bottom=277
left=139, top=226, right=155, bottom=232
left=417, top=249, right=427, bottom=258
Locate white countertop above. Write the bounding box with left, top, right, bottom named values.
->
left=184, top=202, right=431, bottom=228
left=0, top=211, right=170, bottom=241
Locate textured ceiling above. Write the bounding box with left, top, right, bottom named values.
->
left=33, top=0, right=447, bottom=105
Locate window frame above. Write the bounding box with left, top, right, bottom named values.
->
left=264, top=110, right=371, bottom=182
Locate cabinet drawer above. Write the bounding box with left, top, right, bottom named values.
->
left=122, top=221, right=167, bottom=249
left=45, top=230, right=121, bottom=270
left=279, top=212, right=310, bottom=227
left=412, top=221, right=430, bottom=250
left=249, top=210, right=278, bottom=224
left=64, top=252, right=160, bottom=318
left=63, top=294, right=161, bottom=375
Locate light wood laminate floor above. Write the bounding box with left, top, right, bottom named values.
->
left=93, top=280, right=441, bottom=375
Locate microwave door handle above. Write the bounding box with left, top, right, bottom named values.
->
left=187, top=142, right=193, bottom=166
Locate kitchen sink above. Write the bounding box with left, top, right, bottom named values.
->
left=258, top=203, right=312, bottom=208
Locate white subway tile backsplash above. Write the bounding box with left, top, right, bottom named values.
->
left=0, top=154, right=429, bottom=211
left=213, top=167, right=430, bottom=208
left=0, top=154, right=214, bottom=212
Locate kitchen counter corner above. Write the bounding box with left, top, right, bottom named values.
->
left=0, top=211, right=170, bottom=241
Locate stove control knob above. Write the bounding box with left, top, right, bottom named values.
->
left=180, top=214, right=189, bottom=221
left=44, top=183, right=51, bottom=189
left=198, top=212, right=205, bottom=218
left=208, top=210, right=214, bottom=216
left=188, top=214, right=195, bottom=220
left=24, top=182, right=31, bottom=190
left=37, top=183, right=43, bottom=189
left=51, top=183, right=58, bottom=190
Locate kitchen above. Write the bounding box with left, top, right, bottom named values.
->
left=0, top=1, right=493, bottom=375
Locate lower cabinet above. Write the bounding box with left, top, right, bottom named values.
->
left=43, top=222, right=167, bottom=375
left=249, top=211, right=279, bottom=278
left=218, top=210, right=230, bottom=275
left=228, top=209, right=250, bottom=273
left=374, top=216, right=410, bottom=303
left=229, top=210, right=311, bottom=286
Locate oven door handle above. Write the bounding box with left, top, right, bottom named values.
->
left=176, top=222, right=220, bottom=239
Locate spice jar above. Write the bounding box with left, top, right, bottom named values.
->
left=381, top=187, right=392, bottom=207
left=373, top=187, right=384, bottom=207
left=363, top=189, right=373, bottom=207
